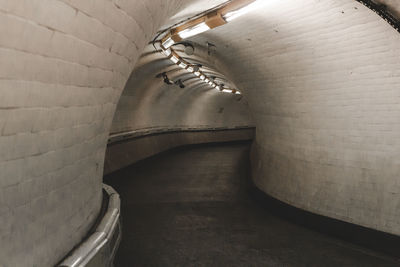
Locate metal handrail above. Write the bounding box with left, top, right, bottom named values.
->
left=59, top=184, right=120, bottom=267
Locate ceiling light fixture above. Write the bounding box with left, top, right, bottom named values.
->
left=223, top=0, right=261, bottom=22
left=162, top=37, right=175, bottom=49
left=178, top=22, right=210, bottom=39
left=178, top=61, right=187, bottom=69
left=161, top=48, right=172, bottom=57
left=157, top=0, right=255, bottom=94
left=169, top=54, right=179, bottom=64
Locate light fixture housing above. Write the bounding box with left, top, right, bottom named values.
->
left=223, top=0, right=259, bottom=22
left=161, top=48, right=172, bottom=57
left=162, top=37, right=175, bottom=49
left=179, top=22, right=211, bottom=39
left=178, top=61, right=187, bottom=69
left=169, top=55, right=179, bottom=64
left=158, top=0, right=254, bottom=94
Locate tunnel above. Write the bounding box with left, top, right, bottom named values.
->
left=0, top=0, right=400, bottom=266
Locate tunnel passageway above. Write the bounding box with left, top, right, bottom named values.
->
left=106, top=142, right=398, bottom=267
left=1, top=0, right=400, bottom=265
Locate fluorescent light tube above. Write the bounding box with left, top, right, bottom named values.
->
left=187, top=66, right=194, bottom=72
left=194, top=71, right=201, bottom=76
left=161, top=48, right=172, bottom=57
left=179, top=61, right=187, bottom=68
left=170, top=55, right=179, bottom=64
left=162, top=37, right=175, bottom=49
left=178, top=22, right=210, bottom=39
left=223, top=1, right=261, bottom=22
left=200, top=75, right=205, bottom=80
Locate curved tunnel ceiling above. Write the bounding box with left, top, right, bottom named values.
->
left=110, top=42, right=252, bottom=135
left=1, top=0, right=400, bottom=266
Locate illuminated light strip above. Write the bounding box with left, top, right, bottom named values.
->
left=161, top=43, right=238, bottom=93
left=161, top=48, right=172, bottom=57
left=162, top=37, right=175, bottom=49
left=169, top=54, right=179, bottom=64
left=223, top=0, right=261, bottom=22
left=157, top=0, right=256, bottom=93
left=178, top=22, right=210, bottom=39
left=178, top=61, right=187, bottom=69
left=160, top=0, right=256, bottom=50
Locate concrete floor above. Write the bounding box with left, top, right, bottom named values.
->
left=106, top=142, right=399, bottom=267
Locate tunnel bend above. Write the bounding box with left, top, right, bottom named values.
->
left=189, top=0, right=400, bottom=235
left=0, top=0, right=400, bottom=266
left=0, top=1, right=233, bottom=266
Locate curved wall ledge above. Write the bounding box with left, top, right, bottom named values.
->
left=249, top=144, right=400, bottom=259
left=58, top=184, right=121, bottom=267
left=248, top=176, right=400, bottom=259
left=104, top=126, right=255, bottom=175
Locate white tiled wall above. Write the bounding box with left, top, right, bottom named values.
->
left=0, top=0, right=184, bottom=266
left=193, top=0, right=400, bottom=236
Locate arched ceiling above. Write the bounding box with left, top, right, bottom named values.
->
left=1, top=0, right=400, bottom=266
left=110, top=38, right=252, bottom=135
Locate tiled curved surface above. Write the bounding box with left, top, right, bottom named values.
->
left=1, top=0, right=400, bottom=265
left=0, top=1, right=185, bottom=266
left=190, top=0, right=400, bottom=236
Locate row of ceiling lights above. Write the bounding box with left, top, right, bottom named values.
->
left=160, top=47, right=240, bottom=94
left=158, top=0, right=260, bottom=95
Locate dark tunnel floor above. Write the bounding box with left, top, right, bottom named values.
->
left=106, top=142, right=399, bottom=267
